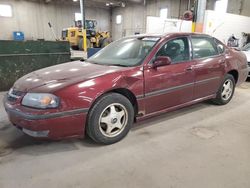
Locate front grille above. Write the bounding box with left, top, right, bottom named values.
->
left=7, top=95, right=18, bottom=102
left=7, top=89, right=25, bottom=102
left=248, top=62, right=250, bottom=67
left=11, top=90, right=24, bottom=96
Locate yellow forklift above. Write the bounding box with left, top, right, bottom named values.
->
left=62, top=20, right=111, bottom=51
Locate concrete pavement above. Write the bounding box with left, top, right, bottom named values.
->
left=0, top=82, right=250, bottom=188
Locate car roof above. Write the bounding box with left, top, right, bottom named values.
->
left=128, top=32, right=212, bottom=39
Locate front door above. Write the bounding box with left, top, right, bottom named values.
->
left=144, top=37, right=195, bottom=114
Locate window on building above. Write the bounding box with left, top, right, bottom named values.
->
left=214, top=0, right=228, bottom=13
left=0, top=4, right=12, bottom=17
left=116, top=15, right=122, bottom=24
left=160, top=8, right=168, bottom=19
left=75, top=13, right=81, bottom=21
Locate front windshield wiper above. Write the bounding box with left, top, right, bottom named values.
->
left=107, top=64, right=130, bottom=67
left=84, top=60, right=129, bottom=67
left=86, top=60, right=101, bottom=65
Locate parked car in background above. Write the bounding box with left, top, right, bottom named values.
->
left=241, top=43, right=250, bottom=77
left=4, top=33, right=248, bottom=144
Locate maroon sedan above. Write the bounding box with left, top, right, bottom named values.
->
left=4, top=33, right=248, bottom=144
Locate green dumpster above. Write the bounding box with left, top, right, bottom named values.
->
left=0, top=40, right=71, bottom=91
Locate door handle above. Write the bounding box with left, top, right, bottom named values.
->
left=186, top=66, right=193, bottom=71
left=219, top=59, right=226, bottom=64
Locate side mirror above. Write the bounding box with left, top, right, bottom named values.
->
left=153, top=56, right=171, bottom=68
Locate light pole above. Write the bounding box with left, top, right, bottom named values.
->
left=80, top=0, right=87, bottom=51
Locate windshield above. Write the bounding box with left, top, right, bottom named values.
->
left=242, top=43, right=250, bottom=51
left=88, top=37, right=160, bottom=67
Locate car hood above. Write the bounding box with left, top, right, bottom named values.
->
left=13, top=61, right=128, bottom=92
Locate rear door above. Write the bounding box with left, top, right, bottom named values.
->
left=143, top=37, right=195, bottom=114
left=191, top=36, right=226, bottom=99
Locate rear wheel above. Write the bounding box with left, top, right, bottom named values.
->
left=100, top=38, right=110, bottom=48
left=86, top=93, right=134, bottom=144
left=212, top=74, right=235, bottom=105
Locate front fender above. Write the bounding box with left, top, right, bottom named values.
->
left=54, top=67, right=144, bottom=111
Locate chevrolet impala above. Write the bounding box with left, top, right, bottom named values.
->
left=3, top=33, right=248, bottom=144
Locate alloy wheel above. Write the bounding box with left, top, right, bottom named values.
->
left=221, top=79, right=233, bottom=101
left=98, top=103, right=128, bottom=138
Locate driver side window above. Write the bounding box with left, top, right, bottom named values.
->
left=156, top=37, right=190, bottom=63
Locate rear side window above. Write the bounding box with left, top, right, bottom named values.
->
left=214, top=38, right=225, bottom=54
left=191, top=37, right=219, bottom=59
left=242, top=43, right=250, bottom=51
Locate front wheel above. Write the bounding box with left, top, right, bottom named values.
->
left=78, top=38, right=91, bottom=50
left=86, top=93, right=134, bottom=144
left=211, top=74, right=235, bottom=105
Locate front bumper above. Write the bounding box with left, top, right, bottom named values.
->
left=3, top=95, right=88, bottom=139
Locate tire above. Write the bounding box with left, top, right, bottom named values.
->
left=71, top=45, right=79, bottom=50
left=100, top=38, right=110, bottom=48
left=78, top=38, right=83, bottom=50
left=78, top=38, right=91, bottom=50
left=86, top=93, right=134, bottom=144
left=211, top=74, right=235, bottom=105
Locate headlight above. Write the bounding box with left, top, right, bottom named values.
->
left=22, top=93, right=60, bottom=109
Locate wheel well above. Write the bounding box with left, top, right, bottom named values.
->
left=108, top=88, right=138, bottom=118
left=227, top=70, right=239, bottom=83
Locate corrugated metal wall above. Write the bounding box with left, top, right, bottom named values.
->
left=0, top=0, right=111, bottom=41
left=111, top=0, right=191, bottom=40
